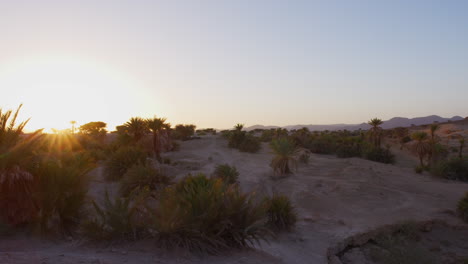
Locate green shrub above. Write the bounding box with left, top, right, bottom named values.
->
left=432, top=157, right=468, bottom=181
left=457, top=192, right=468, bottom=223
left=265, top=194, right=297, bottom=231
left=336, top=144, right=361, bottom=158
left=364, top=147, right=395, bottom=164
left=152, top=174, right=270, bottom=253
left=82, top=191, right=145, bottom=241
left=119, top=162, right=173, bottom=197
left=104, top=146, right=148, bottom=181
left=33, top=153, right=94, bottom=234
left=212, top=164, right=239, bottom=184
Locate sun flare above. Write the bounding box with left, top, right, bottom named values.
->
left=0, top=55, right=152, bottom=132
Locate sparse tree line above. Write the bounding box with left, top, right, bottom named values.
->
left=0, top=105, right=297, bottom=253
left=221, top=118, right=467, bottom=182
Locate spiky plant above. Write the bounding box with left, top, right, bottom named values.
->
left=152, top=174, right=270, bottom=253
left=411, top=131, right=430, bottom=167
left=265, top=194, right=297, bottom=231
left=146, top=117, right=167, bottom=161
left=368, top=118, right=383, bottom=148
left=0, top=104, right=42, bottom=226
left=124, top=117, right=148, bottom=142
left=270, top=138, right=298, bottom=174
left=82, top=191, right=146, bottom=241
left=212, top=164, right=239, bottom=184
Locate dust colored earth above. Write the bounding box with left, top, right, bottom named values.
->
left=1, top=134, right=467, bottom=264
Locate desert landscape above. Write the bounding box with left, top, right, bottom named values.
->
left=2, top=1, right=468, bottom=263
left=0, top=110, right=467, bottom=264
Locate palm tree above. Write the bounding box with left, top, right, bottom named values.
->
left=270, top=138, right=298, bottom=175
left=146, top=117, right=167, bottom=161
left=411, top=131, right=430, bottom=167
left=368, top=118, right=383, bottom=148
left=234, top=123, right=244, bottom=131
left=124, top=117, right=148, bottom=142
left=428, top=123, right=440, bottom=165
left=0, top=104, right=43, bottom=226
left=70, top=120, right=77, bottom=134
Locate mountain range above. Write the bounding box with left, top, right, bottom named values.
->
left=245, top=115, right=465, bottom=131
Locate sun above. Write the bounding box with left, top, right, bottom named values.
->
left=0, top=54, right=153, bottom=132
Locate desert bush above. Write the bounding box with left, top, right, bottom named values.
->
left=212, top=164, right=239, bottom=184
left=174, top=124, right=196, bottom=140
left=238, top=135, right=261, bottom=153
left=33, top=153, right=94, bottom=234
left=265, top=194, right=297, bottom=231
left=152, top=174, right=270, bottom=253
left=104, top=146, right=148, bottom=181
left=458, top=192, right=468, bottom=223
left=336, top=144, right=361, bottom=158
left=82, top=191, right=146, bottom=241
left=119, top=162, right=173, bottom=197
left=432, top=157, right=468, bottom=181
left=364, top=146, right=395, bottom=164
left=270, top=138, right=298, bottom=174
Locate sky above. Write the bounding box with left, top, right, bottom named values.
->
left=1, top=0, right=467, bottom=131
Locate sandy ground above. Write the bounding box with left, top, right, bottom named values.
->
left=1, top=135, right=467, bottom=264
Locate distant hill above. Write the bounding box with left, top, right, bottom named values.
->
left=245, top=115, right=464, bottom=131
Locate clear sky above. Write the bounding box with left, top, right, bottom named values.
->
left=1, top=0, right=467, bottom=131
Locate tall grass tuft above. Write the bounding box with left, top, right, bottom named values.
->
left=82, top=191, right=146, bottom=241
left=152, top=174, right=270, bottom=253
left=212, top=164, right=239, bottom=184
left=265, top=194, right=297, bottom=231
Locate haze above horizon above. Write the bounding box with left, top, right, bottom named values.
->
left=1, top=0, right=467, bottom=131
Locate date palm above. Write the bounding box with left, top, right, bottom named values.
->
left=411, top=131, right=430, bottom=167
left=146, top=117, right=168, bottom=161
left=124, top=117, right=148, bottom=142
left=368, top=118, right=383, bottom=148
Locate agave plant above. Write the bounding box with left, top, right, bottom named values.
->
left=0, top=105, right=42, bottom=226
left=270, top=138, right=298, bottom=174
